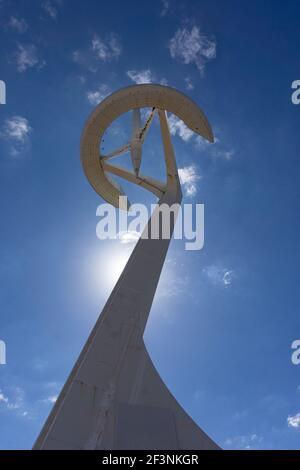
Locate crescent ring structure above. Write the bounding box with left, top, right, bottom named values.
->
left=81, top=84, right=213, bottom=209
left=34, top=84, right=220, bottom=450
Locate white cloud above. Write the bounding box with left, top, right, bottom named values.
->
left=160, top=0, right=169, bottom=17
left=224, top=433, right=263, bottom=450
left=203, top=265, right=234, bottom=287
left=0, top=391, right=9, bottom=404
left=178, top=165, right=201, bottom=197
left=31, top=358, right=48, bottom=370
left=108, top=34, right=122, bottom=58
left=160, top=77, right=168, bottom=86
left=160, top=114, right=233, bottom=164
left=166, top=114, right=233, bottom=166
left=126, top=69, right=168, bottom=86
left=1, top=116, right=32, bottom=159
left=92, top=33, right=122, bottom=61
left=6, top=388, right=24, bottom=410
left=42, top=395, right=58, bottom=404
left=72, top=49, right=83, bottom=65
left=1, top=116, right=32, bottom=143
left=158, top=273, right=190, bottom=300
left=195, top=134, right=234, bottom=161
left=184, top=76, right=194, bottom=90
left=287, top=413, right=300, bottom=428
left=8, top=16, right=28, bottom=33
left=126, top=69, right=154, bottom=84
left=73, top=33, right=121, bottom=71
left=0, top=387, right=24, bottom=412
left=44, top=381, right=61, bottom=390
left=118, top=230, right=140, bottom=244
left=42, top=0, right=63, bottom=20
left=212, top=148, right=234, bottom=160
left=168, top=114, right=194, bottom=142
left=156, top=258, right=190, bottom=303
left=169, top=25, right=216, bottom=75
left=0, top=385, right=60, bottom=420
left=14, top=44, right=44, bottom=72
left=194, top=134, right=211, bottom=151
left=87, top=84, right=111, bottom=105
left=42, top=1, right=58, bottom=19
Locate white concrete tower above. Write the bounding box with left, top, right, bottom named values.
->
left=33, top=85, right=219, bottom=450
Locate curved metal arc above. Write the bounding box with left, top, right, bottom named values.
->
left=80, top=84, right=214, bottom=209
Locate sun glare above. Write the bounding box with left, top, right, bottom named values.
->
left=86, top=244, right=134, bottom=300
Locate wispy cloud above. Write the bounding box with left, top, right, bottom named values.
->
left=160, top=77, right=168, bottom=86
left=202, top=264, right=235, bottom=287
left=0, top=391, right=8, bottom=405
left=211, top=148, right=234, bottom=161
left=194, top=134, right=211, bottom=151
left=169, top=25, right=216, bottom=75
left=126, top=69, right=154, bottom=84
left=31, top=358, right=48, bottom=371
left=178, top=165, right=201, bottom=197
left=42, top=0, right=62, bottom=20
left=195, top=134, right=234, bottom=161
left=72, top=50, right=85, bottom=66
left=224, top=433, right=263, bottom=450
left=92, top=33, right=122, bottom=61
left=0, top=387, right=26, bottom=414
left=14, top=44, right=45, bottom=72
left=168, top=114, right=229, bottom=159
left=287, top=413, right=300, bottom=428
left=41, top=395, right=58, bottom=405
left=1, top=116, right=32, bottom=156
left=0, top=386, right=42, bottom=420
left=8, top=16, right=28, bottom=34
left=126, top=69, right=167, bottom=85
left=86, top=84, right=111, bottom=105
left=168, top=114, right=194, bottom=142
left=156, top=258, right=191, bottom=302
left=184, top=76, right=194, bottom=90
left=73, top=33, right=122, bottom=71
left=1, top=116, right=32, bottom=143
left=43, top=381, right=61, bottom=390
left=160, top=0, right=169, bottom=17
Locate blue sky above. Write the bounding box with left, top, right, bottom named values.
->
left=1, top=0, right=300, bottom=450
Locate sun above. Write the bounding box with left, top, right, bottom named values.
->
left=85, top=244, right=133, bottom=300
